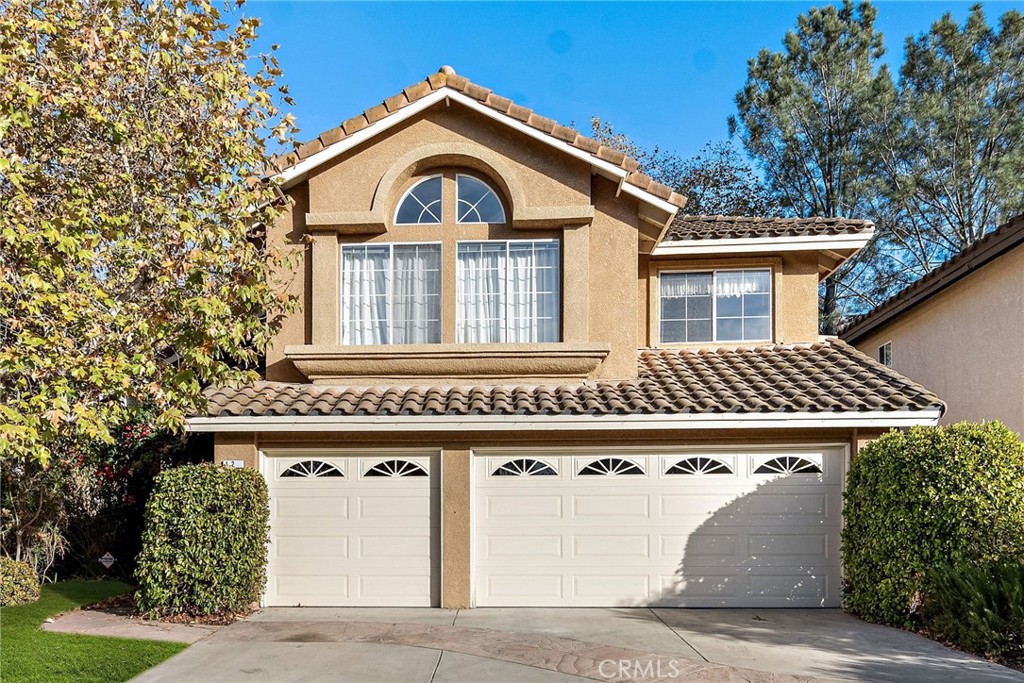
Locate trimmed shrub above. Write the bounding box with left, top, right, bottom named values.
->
left=135, top=464, right=268, bottom=617
left=927, top=560, right=1024, bottom=658
left=0, top=557, right=40, bottom=606
left=842, top=422, right=1024, bottom=627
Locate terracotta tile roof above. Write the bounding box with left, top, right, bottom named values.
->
left=665, top=215, right=874, bottom=242
left=269, top=66, right=686, bottom=209
left=201, top=340, right=941, bottom=418
left=842, top=213, right=1024, bottom=343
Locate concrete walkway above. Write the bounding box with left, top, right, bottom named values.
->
left=42, top=607, right=218, bottom=644
left=129, top=608, right=1023, bottom=683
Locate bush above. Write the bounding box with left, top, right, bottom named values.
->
left=927, top=560, right=1024, bottom=658
left=842, top=421, right=1024, bottom=627
left=135, top=464, right=268, bottom=617
left=0, top=557, right=40, bottom=606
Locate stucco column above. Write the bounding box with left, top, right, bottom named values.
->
left=562, top=223, right=590, bottom=343
left=441, top=447, right=472, bottom=608
left=310, top=231, right=339, bottom=345
left=214, top=432, right=258, bottom=469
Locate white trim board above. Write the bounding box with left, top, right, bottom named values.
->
left=188, top=409, right=941, bottom=432
left=275, top=88, right=680, bottom=216
left=653, top=231, right=875, bottom=256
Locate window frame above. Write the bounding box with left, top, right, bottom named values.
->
left=393, top=174, right=444, bottom=225
left=878, top=341, right=892, bottom=367
left=338, top=240, right=443, bottom=346
left=454, top=237, right=562, bottom=344
left=455, top=173, right=507, bottom=225
left=657, top=267, right=773, bottom=345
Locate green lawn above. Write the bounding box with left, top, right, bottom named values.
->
left=0, top=580, right=188, bottom=683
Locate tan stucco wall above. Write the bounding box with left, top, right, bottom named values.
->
left=853, top=248, right=1024, bottom=436
left=441, top=447, right=472, bottom=608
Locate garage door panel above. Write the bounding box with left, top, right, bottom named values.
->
left=273, top=535, right=349, bottom=560
left=485, top=494, right=563, bottom=519
left=475, top=447, right=845, bottom=608
left=274, top=496, right=349, bottom=520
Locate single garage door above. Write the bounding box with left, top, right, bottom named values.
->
left=474, top=447, right=845, bottom=608
left=263, top=451, right=439, bottom=607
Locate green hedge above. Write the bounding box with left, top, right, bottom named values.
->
left=842, top=422, right=1024, bottom=628
left=0, top=557, right=40, bottom=606
left=927, top=559, right=1024, bottom=658
left=135, top=464, right=269, bottom=617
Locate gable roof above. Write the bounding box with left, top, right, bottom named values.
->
left=842, top=213, right=1024, bottom=344
left=189, top=340, right=942, bottom=431
left=664, top=215, right=874, bottom=242
left=269, top=66, right=686, bottom=212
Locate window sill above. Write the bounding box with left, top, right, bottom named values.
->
left=284, top=343, right=611, bottom=384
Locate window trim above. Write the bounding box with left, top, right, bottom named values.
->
left=455, top=173, right=507, bottom=225
left=393, top=174, right=443, bottom=225
left=657, top=267, right=773, bottom=345
left=878, top=341, right=892, bottom=367
left=338, top=240, right=443, bottom=345
left=454, top=238, right=562, bottom=344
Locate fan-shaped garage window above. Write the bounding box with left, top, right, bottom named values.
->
left=578, top=457, right=645, bottom=476
left=666, top=457, right=733, bottom=475
left=364, top=459, right=428, bottom=477
left=395, top=175, right=443, bottom=224
left=281, top=460, right=343, bottom=478
left=456, top=175, right=506, bottom=224
left=754, top=456, right=822, bottom=475
left=492, top=458, right=557, bottom=476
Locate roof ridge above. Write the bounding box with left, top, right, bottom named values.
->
left=268, top=65, right=686, bottom=208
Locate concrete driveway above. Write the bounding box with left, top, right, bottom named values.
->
left=133, top=607, right=1023, bottom=683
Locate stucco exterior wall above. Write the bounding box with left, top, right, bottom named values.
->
left=853, top=248, right=1024, bottom=435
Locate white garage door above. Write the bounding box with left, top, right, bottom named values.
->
left=263, top=452, right=439, bottom=607
left=474, top=447, right=845, bottom=608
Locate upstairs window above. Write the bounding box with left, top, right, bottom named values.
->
left=341, top=243, right=441, bottom=345
left=660, top=269, right=771, bottom=344
left=395, top=176, right=443, bottom=224
left=878, top=341, right=892, bottom=367
left=456, top=239, right=560, bottom=343
left=456, top=175, right=506, bottom=223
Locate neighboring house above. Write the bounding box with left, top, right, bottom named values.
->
left=842, top=214, right=1024, bottom=436
left=187, top=67, right=942, bottom=610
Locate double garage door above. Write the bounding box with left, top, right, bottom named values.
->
left=263, top=446, right=845, bottom=608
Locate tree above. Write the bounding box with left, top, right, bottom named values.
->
left=0, top=0, right=298, bottom=463
left=729, top=0, right=894, bottom=332
left=589, top=118, right=777, bottom=216
left=853, top=5, right=1024, bottom=307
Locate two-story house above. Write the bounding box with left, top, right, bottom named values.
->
left=187, top=67, right=943, bottom=610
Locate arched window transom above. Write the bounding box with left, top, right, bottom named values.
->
left=666, top=457, right=733, bottom=475
left=754, top=456, right=822, bottom=475
left=395, top=175, right=443, bottom=224
left=364, top=459, right=429, bottom=477
left=281, top=460, right=343, bottom=478
left=492, top=458, right=557, bottom=476
left=456, top=175, right=506, bottom=223
left=578, top=457, right=645, bottom=476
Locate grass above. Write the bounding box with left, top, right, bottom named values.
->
left=0, top=580, right=188, bottom=683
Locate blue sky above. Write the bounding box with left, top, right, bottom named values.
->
left=249, top=1, right=1023, bottom=158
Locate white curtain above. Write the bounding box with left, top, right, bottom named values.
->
left=661, top=272, right=713, bottom=297
left=716, top=270, right=769, bottom=296
left=341, top=245, right=389, bottom=345
left=457, top=243, right=504, bottom=343
left=392, top=244, right=441, bottom=344
left=507, top=241, right=559, bottom=343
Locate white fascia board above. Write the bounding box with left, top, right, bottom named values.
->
left=187, top=408, right=940, bottom=433
left=652, top=230, right=875, bottom=256
left=275, top=88, right=680, bottom=217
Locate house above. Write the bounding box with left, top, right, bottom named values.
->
left=841, top=214, right=1024, bottom=436
left=187, top=67, right=943, bottom=610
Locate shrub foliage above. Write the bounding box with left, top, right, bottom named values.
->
left=927, top=559, right=1024, bottom=658
left=0, top=556, right=40, bottom=606
left=135, top=464, right=268, bottom=616
left=842, top=422, right=1024, bottom=628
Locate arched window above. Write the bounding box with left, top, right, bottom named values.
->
left=456, top=175, right=506, bottom=224
left=281, top=460, right=343, bottom=478
left=666, top=457, right=733, bottom=475
left=395, top=175, right=443, bottom=224
left=364, top=459, right=428, bottom=477
left=754, top=456, right=822, bottom=475
left=578, top=457, right=645, bottom=476
left=492, top=458, right=557, bottom=476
